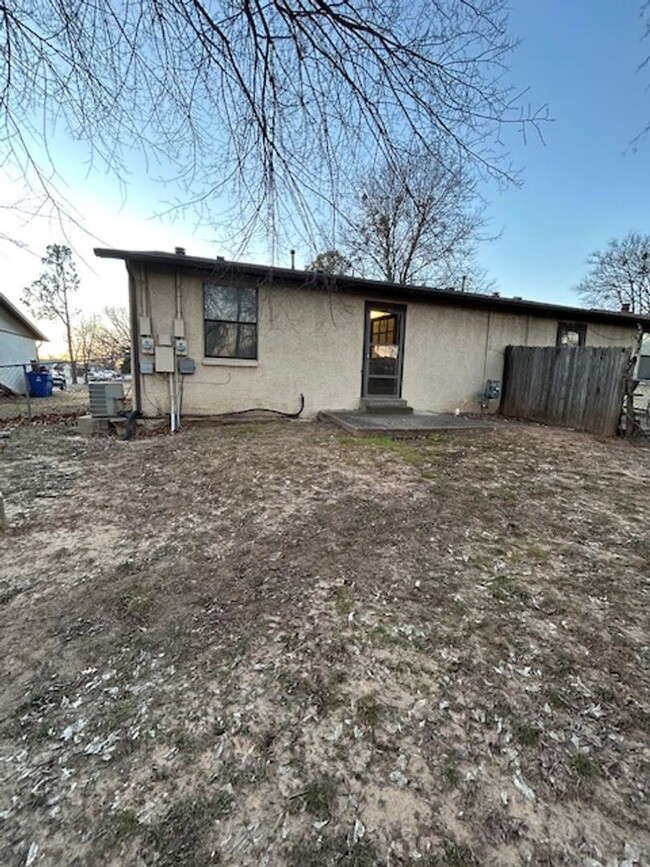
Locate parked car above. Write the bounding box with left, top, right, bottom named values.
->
left=89, top=369, right=120, bottom=381
left=50, top=368, right=66, bottom=390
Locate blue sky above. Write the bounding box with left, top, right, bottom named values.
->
left=481, top=1, right=649, bottom=304
left=1, top=1, right=648, bottom=348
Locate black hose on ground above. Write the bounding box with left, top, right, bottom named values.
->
left=208, top=393, right=305, bottom=419
left=117, top=394, right=304, bottom=435
left=120, top=409, right=142, bottom=440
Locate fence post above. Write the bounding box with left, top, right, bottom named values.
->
left=22, top=364, right=32, bottom=421
left=624, top=325, right=644, bottom=438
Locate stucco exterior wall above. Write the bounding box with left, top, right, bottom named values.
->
left=400, top=306, right=636, bottom=412
left=135, top=267, right=639, bottom=418
left=137, top=271, right=366, bottom=418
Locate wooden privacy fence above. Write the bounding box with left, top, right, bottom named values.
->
left=500, top=345, right=630, bottom=436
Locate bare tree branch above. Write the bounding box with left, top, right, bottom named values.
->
left=631, top=1, right=650, bottom=147
left=72, top=305, right=130, bottom=374
left=306, top=249, right=352, bottom=275
left=1, top=1, right=548, bottom=245
left=338, top=147, right=493, bottom=290
left=574, top=233, right=650, bottom=315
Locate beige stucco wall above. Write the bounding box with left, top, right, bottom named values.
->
left=135, top=267, right=639, bottom=418
left=137, top=270, right=366, bottom=418
left=401, top=306, right=636, bottom=412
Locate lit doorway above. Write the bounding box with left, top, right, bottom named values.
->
left=362, top=303, right=406, bottom=397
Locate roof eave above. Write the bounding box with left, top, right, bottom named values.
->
left=93, top=248, right=650, bottom=331
left=0, top=293, right=49, bottom=341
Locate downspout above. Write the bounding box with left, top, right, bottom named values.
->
left=127, top=262, right=142, bottom=415
left=175, top=268, right=182, bottom=320
left=169, top=374, right=177, bottom=432
left=173, top=267, right=182, bottom=431
left=142, top=264, right=151, bottom=319
left=22, top=364, right=32, bottom=421
left=480, top=310, right=492, bottom=409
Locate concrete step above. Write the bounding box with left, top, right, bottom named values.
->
left=359, top=397, right=414, bottom=414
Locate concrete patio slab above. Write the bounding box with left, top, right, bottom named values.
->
left=319, top=410, right=494, bottom=436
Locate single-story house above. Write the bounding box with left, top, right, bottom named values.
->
left=94, top=247, right=650, bottom=420
left=0, top=294, right=48, bottom=395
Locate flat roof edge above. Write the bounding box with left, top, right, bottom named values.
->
left=93, top=248, right=650, bottom=330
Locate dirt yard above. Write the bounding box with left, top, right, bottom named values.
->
left=0, top=417, right=648, bottom=866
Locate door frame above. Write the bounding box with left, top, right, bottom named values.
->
left=361, top=301, right=407, bottom=398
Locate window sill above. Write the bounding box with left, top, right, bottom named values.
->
left=202, top=357, right=259, bottom=368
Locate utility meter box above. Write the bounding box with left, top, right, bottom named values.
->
left=141, top=336, right=154, bottom=355
left=484, top=379, right=501, bottom=399
left=175, top=338, right=188, bottom=355
left=178, top=357, right=196, bottom=375
left=155, top=345, right=175, bottom=373
left=173, top=319, right=186, bottom=338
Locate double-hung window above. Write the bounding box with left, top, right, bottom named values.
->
left=204, top=283, right=257, bottom=359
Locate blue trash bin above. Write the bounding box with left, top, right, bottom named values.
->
left=27, top=371, right=53, bottom=398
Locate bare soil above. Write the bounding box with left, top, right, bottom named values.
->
left=0, top=418, right=648, bottom=866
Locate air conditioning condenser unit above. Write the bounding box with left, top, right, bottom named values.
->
left=88, top=382, right=125, bottom=417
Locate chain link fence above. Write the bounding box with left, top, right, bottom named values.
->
left=0, top=363, right=36, bottom=420
left=0, top=363, right=89, bottom=423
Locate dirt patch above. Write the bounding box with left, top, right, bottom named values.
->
left=0, top=419, right=648, bottom=866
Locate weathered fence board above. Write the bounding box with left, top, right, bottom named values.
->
left=501, top=346, right=630, bottom=436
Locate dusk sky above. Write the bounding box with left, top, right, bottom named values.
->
left=482, top=1, right=649, bottom=304
left=1, top=1, right=648, bottom=350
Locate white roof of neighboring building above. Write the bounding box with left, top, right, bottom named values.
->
left=0, top=293, right=48, bottom=342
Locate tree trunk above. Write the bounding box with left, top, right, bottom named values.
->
left=63, top=295, right=77, bottom=384
left=66, top=322, right=78, bottom=384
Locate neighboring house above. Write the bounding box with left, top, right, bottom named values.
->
left=94, top=248, right=650, bottom=420
left=0, top=294, right=48, bottom=395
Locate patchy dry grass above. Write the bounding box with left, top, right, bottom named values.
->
left=0, top=383, right=90, bottom=424
left=0, top=418, right=648, bottom=866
